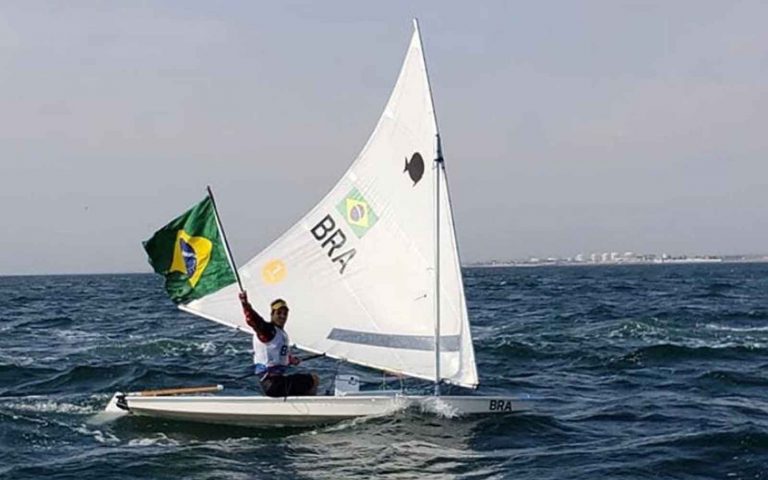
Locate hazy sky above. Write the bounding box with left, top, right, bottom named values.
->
left=1, top=1, right=766, bottom=275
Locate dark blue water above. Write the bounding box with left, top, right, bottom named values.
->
left=2, top=263, right=768, bottom=479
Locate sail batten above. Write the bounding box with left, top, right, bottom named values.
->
left=183, top=23, right=478, bottom=389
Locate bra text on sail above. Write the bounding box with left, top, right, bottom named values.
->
left=310, top=214, right=357, bottom=274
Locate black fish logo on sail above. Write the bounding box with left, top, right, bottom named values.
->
left=403, top=152, right=424, bottom=186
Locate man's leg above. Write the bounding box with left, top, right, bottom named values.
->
left=309, top=373, right=319, bottom=395
left=286, top=373, right=319, bottom=396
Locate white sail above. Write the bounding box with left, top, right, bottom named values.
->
left=182, top=22, right=478, bottom=389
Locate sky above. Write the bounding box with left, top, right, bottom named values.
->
left=1, top=1, right=766, bottom=275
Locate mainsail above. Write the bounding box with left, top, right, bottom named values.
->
left=182, top=21, right=478, bottom=388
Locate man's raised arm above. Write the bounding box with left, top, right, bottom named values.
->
left=239, top=292, right=275, bottom=342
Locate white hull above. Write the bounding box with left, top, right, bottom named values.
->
left=105, top=392, right=523, bottom=427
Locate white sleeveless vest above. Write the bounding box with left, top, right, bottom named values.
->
left=252, top=327, right=290, bottom=376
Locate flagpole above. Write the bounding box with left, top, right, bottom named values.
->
left=206, top=185, right=244, bottom=293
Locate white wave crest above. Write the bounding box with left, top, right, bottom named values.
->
left=703, top=323, right=768, bottom=333
left=199, top=341, right=217, bottom=355
left=417, top=397, right=460, bottom=418
left=127, top=433, right=180, bottom=447
left=74, top=424, right=120, bottom=444
left=0, top=353, right=34, bottom=366
left=1, top=398, right=96, bottom=415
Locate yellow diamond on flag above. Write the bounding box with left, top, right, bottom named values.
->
left=336, top=188, right=378, bottom=238
left=169, top=230, right=212, bottom=288
left=345, top=198, right=370, bottom=228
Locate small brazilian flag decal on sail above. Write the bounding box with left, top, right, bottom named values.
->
left=336, top=188, right=378, bottom=238
left=143, top=196, right=236, bottom=304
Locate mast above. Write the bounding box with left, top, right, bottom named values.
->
left=412, top=18, right=443, bottom=396
left=434, top=134, right=444, bottom=396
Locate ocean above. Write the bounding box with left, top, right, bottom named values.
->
left=1, top=263, right=767, bottom=479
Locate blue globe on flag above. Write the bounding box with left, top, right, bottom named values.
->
left=349, top=204, right=366, bottom=223
left=336, top=188, right=378, bottom=238
left=179, top=239, right=198, bottom=277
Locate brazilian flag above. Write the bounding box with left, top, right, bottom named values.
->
left=143, top=196, right=236, bottom=304
left=336, top=188, right=378, bottom=238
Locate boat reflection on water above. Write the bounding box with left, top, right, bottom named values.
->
left=283, top=410, right=523, bottom=479
left=104, top=403, right=524, bottom=479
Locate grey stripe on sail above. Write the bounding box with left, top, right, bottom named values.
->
left=327, top=328, right=461, bottom=352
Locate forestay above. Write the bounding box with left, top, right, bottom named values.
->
left=182, top=22, right=478, bottom=388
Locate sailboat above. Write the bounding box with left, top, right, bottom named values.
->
left=103, top=20, right=523, bottom=427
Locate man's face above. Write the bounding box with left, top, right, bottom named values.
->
left=271, top=307, right=289, bottom=328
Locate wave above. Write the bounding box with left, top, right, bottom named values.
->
left=0, top=314, right=74, bottom=331
left=696, top=370, right=768, bottom=387
left=622, top=343, right=766, bottom=363
left=565, top=407, right=677, bottom=423
left=0, top=354, right=35, bottom=368
left=702, top=322, right=768, bottom=333
left=74, top=424, right=121, bottom=444
left=607, top=319, right=665, bottom=339
left=1, top=364, right=148, bottom=396
left=0, top=397, right=97, bottom=415
left=704, top=281, right=739, bottom=291
left=486, top=339, right=543, bottom=359
left=87, top=337, right=246, bottom=362
left=126, top=433, right=181, bottom=447
left=0, top=364, right=61, bottom=395
left=693, top=291, right=746, bottom=300
left=642, top=426, right=768, bottom=451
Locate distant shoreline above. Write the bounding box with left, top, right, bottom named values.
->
left=3, top=257, right=768, bottom=277
left=467, top=258, right=768, bottom=269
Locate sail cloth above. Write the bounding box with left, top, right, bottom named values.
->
left=182, top=22, right=478, bottom=389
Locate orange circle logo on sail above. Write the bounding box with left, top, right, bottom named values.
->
left=262, top=259, right=287, bottom=285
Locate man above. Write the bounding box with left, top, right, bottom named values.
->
left=239, top=292, right=319, bottom=397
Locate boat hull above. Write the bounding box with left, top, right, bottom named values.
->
left=106, top=393, right=523, bottom=427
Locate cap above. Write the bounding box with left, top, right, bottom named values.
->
left=270, top=299, right=288, bottom=312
